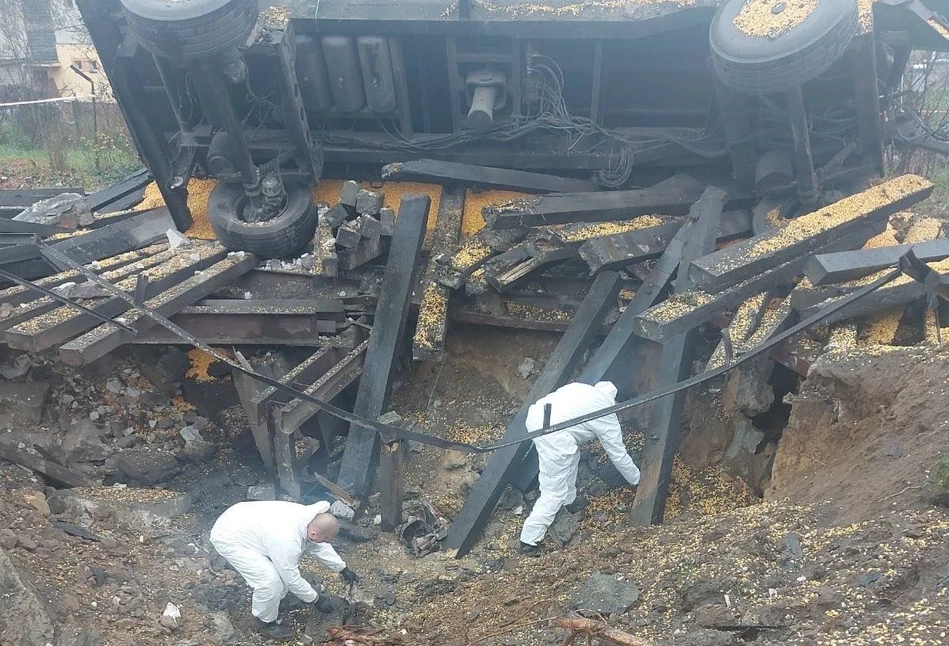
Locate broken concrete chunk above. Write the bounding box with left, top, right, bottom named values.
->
left=13, top=192, right=88, bottom=229
left=548, top=507, right=581, bottom=548
left=323, top=203, right=351, bottom=228
left=0, top=381, right=49, bottom=427
left=166, top=228, right=192, bottom=251
left=113, top=448, right=182, bottom=485
left=340, top=180, right=360, bottom=211
left=330, top=500, right=355, bottom=520
left=178, top=439, right=218, bottom=464
left=379, top=207, right=396, bottom=236
left=62, top=419, right=111, bottom=463
left=0, top=354, right=32, bottom=380
left=247, top=483, right=276, bottom=501
left=0, top=546, right=55, bottom=645
left=335, top=222, right=362, bottom=249
left=354, top=214, right=382, bottom=240
left=570, top=572, right=640, bottom=615
left=355, top=189, right=384, bottom=216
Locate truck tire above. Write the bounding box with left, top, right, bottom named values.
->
left=120, top=0, right=258, bottom=62
left=710, top=0, right=859, bottom=95
left=208, top=182, right=318, bottom=259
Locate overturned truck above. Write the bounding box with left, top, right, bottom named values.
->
left=60, top=0, right=949, bottom=555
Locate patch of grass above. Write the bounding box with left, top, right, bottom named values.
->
left=0, top=140, right=139, bottom=190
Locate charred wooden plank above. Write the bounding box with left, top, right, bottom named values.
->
left=249, top=347, right=343, bottom=429
left=805, top=238, right=949, bottom=286
left=0, top=219, right=65, bottom=237
left=58, top=252, right=258, bottom=365
left=337, top=195, right=430, bottom=496
left=0, top=443, right=90, bottom=488
left=483, top=174, right=723, bottom=229
left=444, top=270, right=622, bottom=558
left=278, top=340, right=369, bottom=433
left=706, top=292, right=771, bottom=371
left=381, top=159, right=596, bottom=193
left=688, top=175, right=934, bottom=291
left=437, top=228, right=526, bottom=289
left=182, top=299, right=345, bottom=316
left=413, top=187, right=464, bottom=361
left=636, top=226, right=886, bottom=344
left=44, top=207, right=175, bottom=270
left=379, top=440, right=404, bottom=532
left=3, top=243, right=226, bottom=351
left=630, top=186, right=726, bottom=527
left=85, top=168, right=150, bottom=213
left=128, top=315, right=355, bottom=346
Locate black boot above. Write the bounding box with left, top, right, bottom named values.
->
left=256, top=618, right=293, bottom=640
left=565, top=497, right=588, bottom=514
left=519, top=541, right=542, bottom=557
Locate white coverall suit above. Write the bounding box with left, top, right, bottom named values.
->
left=209, top=500, right=346, bottom=623
left=519, top=381, right=641, bottom=546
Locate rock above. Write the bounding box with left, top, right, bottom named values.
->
left=166, top=228, right=192, bottom=251
left=247, top=483, right=276, bottom=501
left=13, top=192, right=88, bottom=228
left=548, top=507, right=581, bottom=548
left=355, top=189, right=383, bottom=215
left=330, top=500, right=355, bottom=520
left=0, top=381, right=50, bottom=427
left=570, top=572, right=640, bottom=615
left=105, top=379, right=124, bottom=394
left=160, top=602, right=181, bottom=629
left=179, top=426, right=204, bottom=442
left=497, top=487, right=524, bottom=511
left=15, top=533, right=36, bottom=551
left=57, top=628, right=102, bottom=646
left=178, top=439, right=218, bottom=464
left=694, top=602, right=739, bottom=628
left=671, top=629, right=733, bottom=646
left=0, top=529, right=17, bottom=550
left=518, top=357, right=537, bottom=380
left=377, top=411, right=403, bottom=425
left=724, top=417, right=765, bottom=459
left=62, top=419, right=111, bottom=463
left=63, top=594, right=81, bottom=613
left=49, top=488, right=193, bottom=529
left=208, top=611, right=236, bottom=645
left=157, top=418, right=175, bottom=430
left=443, top=450, right=468, bottom=471
left=114, top=448, right=182, bottom=485
left=22, top=491, right=50, bottom=515
left=374, top=590, right=397, bottom=607
left=0, top=354, right=32, bottom=380
left=157, top=348, right=190, bottom=382
left=403, top=485, right=422, bottom=500
left=0, top=547, right=54, bottom=644
left=338, top=519, right=374, bottom=543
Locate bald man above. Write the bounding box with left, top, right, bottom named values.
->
left=210, top=500, right=359, bottom=639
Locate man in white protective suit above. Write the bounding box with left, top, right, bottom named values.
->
left=210, top=500, right=360, bottom=639
left=518, top=381, right=641, bottom=556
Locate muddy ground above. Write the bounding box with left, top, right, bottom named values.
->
left=1, top=328, right=949, bottom=646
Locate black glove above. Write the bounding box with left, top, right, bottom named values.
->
left=340, top=567, right=359, bottom=584
left=314, top=596, right=334, bottom=614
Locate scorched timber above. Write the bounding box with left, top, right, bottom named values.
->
left=250, top=346, right=349, bottom=428
left=278, top=341, right=369, bottom=433
left=381, top=159, right=596, bottom=193
left=635, top=226, right=885, bottom=344
left=483, top=174, right=749, bottom=229
left=2, top=244, right=227, bottom=352
left=413, top=187, right=464, bottom=362
left=444, top=270, right=622, bottom=558
left=805, top=238, right=949, bottom=286
left=630, top=186, right=726, bottom=527
left=797, top=258, right=949, bottom=324
left=58, top=252, right=258, bottom=365
left=688, top=175, right=934, bottom=291
left=337, top=195, right=430, bottom=496
left=127, top=316, right=357, bottom=347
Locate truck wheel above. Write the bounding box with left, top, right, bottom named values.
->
left=208, top=182, right=318, bottom=259
left=710, top=0, right=859, bottom=95
left=120, top=0, right=258, bottom=62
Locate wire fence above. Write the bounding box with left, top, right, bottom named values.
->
left=0, top=96, right=139, bottom=189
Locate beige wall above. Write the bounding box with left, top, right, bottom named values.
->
left=48, top=42, right=113, bottom=101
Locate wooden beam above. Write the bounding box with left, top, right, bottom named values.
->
left=706, top=292, right=771, bottom=371
left=58, top=252, right=258, bottom=365
left=0, top=443, right=90, bottom=488
left=381, top=159, right=597, bottom=193
left=805, top=238, right=949, bottom=286
left=443, top=270, right=622, bottom=558
left=337, top=195, right=431, bottom=496
left=249, top=347, right=343, bottom=428
left=629, top=186, right=726, bottom=527
left=85, top=168, right=150, bottom=213
left=688, top=175, right=934, bottom=291
left=378, top=440, right=404, bottom=532
left=484, top=174, right=746, bottom=229
left=3, top=243, right=226, bottom=351
left=127, top=315, right=356, bottom=346
left=45, top=207, right=175, bottom=270
left=635, top=226, right=883, bottom=343
left=413, top=187, right=464, bottom=361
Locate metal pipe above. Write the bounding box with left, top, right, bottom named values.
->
left=153, top=56, right=195, bottom=139
left=785, top=84, right=819, bottom=209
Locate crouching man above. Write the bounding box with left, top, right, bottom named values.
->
left=519, top=381, right=641, bottom=556
left=210, top=500, right=360, bottom=639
